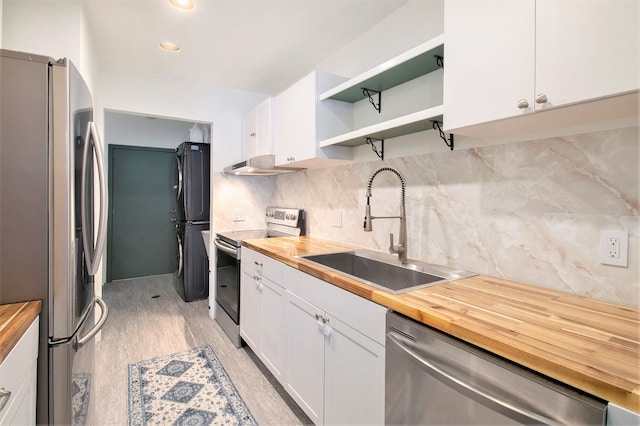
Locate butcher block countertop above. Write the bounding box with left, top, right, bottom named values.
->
left=243, top=236, right=640, bottom=413
left=0, top=300, right=41, bottom=365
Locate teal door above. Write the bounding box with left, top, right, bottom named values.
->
left=107, top=145, right=177, bottom=281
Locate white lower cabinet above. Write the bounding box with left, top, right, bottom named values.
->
left=259, top=277, right=286, bottom=380
left=285, top=267, right=386, bottom=425
left=240, top=249, right=287, bottom=382
left=607, top=403, right=640, bottom=426
left=240, top=248, right=386, bottom=425
left=323, top=312, right=385, bottom=426
left=0, top=317, right=39, bottom=425
left=285, top=292, right=325, bottom=424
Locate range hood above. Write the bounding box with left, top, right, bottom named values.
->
left=223, top=154, right=295, bottom=176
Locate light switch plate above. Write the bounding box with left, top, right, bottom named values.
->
left=599, top=230, right=628, bottom=267
left=332, top=210, right=342, bottom=228
left=232, top=209, right=245, bottom=222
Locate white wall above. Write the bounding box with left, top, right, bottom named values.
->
left=97, top=64, right=264, bottom=172
left=1, top=0, right=99, bottom=126
left=3, top=1, right=82, bottom=67
left=105, top=112, right=198, bottom=150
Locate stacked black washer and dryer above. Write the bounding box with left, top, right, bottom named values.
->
left=174, top=141, right=210, bottom=302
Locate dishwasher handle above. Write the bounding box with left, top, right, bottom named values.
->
left=387, top=332, right=557, bottom=425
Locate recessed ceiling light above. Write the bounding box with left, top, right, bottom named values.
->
left=169, top=0, right=195, bottom=10
left=159, top=42, right=181, bottom=52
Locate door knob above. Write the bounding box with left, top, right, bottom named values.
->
left=517, top=99, right=529, bottom=109
left=535, top=93, right=548, bottom=104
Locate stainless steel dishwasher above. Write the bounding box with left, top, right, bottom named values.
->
left=386, top=312, right=607, bottom=425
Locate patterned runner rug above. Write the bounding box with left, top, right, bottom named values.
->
left=72, top=373, right=91, bottom=425
left=128, top=345, right=257, bottom=426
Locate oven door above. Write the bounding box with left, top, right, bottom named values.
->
left=214, top=238, right=240, bottom=324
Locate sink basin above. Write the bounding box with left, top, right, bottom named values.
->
left=299, top=249, right=476, bottom=294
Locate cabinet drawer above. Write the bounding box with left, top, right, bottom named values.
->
left=0, top=317, right=38, bottom=423
left=242, top=248, right=286, bottom=283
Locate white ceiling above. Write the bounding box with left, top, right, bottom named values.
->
left=83, top=0, right=409, bottom=95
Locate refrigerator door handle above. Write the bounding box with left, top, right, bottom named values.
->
left=76, top=297, right=109, bottom=350
left=48, top=292, right=97, bottom=347
left=81, top=121, right=108, bottom=276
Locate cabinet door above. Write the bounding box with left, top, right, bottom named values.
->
left=254, top=98, right=274, bottom=157
left=239, top=266, right=261, bottom=351
left=0, top=317, right=38, bottom=426
left=323, top=314, right=385, bottom=426
left=274, top=73, right=317, bottom=167
left=285, top=290, right=325, bottom=425
left=242, top=98, right=274, bottom=159
left=260, top=278, right=286, bottom=382
left=241, top=108, right=258, bottom=160
left=535, top=0, right=639, bottom=109
left=444, top=0, right=535, bottom=130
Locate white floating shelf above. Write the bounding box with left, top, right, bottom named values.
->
left=320, top=34, right=445, bottom=103
left=319, top=105, right=444, bottom=148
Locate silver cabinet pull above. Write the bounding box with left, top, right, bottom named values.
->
left=535, top=93, right=548, bottom=104
left=0, top=388, right=11, bottom=412
left=517, top=99, right=529, bottom=109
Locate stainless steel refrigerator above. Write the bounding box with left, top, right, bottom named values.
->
left=0, top=49, right=109, bottom=424
left=174, top=142, right=210, bottom=302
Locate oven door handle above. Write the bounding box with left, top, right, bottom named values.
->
left=214, top=238, right=238, bottom=256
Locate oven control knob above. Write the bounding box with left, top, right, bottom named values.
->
left=290, top=213, right=296, bottom=221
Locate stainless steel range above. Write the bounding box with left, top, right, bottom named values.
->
left=214, top=207, right=305, bottom=347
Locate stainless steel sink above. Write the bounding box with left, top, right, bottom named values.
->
left=298, top=249, right=476, bottom=294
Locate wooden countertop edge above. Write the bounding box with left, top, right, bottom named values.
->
left=371, top=290, right=640, bottom=412
left=0, top=300, right=42, bottom=364
left=243, top=237, right=640, bottom=412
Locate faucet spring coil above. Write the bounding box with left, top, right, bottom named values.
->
left=367, top=167, right=406, bottom=200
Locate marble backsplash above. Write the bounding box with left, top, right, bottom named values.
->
left=213, top=126, right=639, bottom=307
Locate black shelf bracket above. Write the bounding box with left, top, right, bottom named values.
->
left=365, top=137, right=384, bottom=160
left=434, top=55, right=444, bottom=68
left=361, top=88, right=382, bottom=113
left=432, top=121, right=454, bottom=151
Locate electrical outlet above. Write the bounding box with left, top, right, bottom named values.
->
left=607, top=237, right=620, bottom=259
left=599, top=230, right=628, bottom=267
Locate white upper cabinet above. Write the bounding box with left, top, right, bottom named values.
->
left=535, top=0, right=639, bottom=108
left=444, top=0, right=639, bottom=138
left=444, top=1, right=535, bottom=130
left=274, top=71, right=352, bottom=169
left=242, top=97, right=274, bottom=159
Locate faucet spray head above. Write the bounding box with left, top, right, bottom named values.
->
left=364, top=203, right=372, bottom=231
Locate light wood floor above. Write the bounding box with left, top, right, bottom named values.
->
left=91, top=274, right=310, bottom=425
